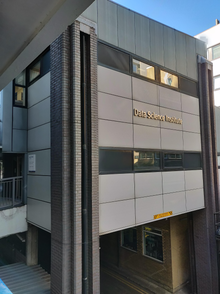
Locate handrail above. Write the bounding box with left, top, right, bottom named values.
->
left=0, top=176, right=23, bottom=210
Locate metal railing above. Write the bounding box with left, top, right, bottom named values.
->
left=0, top=176, right=23, bottom=210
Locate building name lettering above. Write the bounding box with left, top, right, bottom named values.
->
left=134, top=108, right=182, bottom=125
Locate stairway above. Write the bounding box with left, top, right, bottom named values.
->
left=0, top=262, right=50, bottom=294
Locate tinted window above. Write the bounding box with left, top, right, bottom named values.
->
left=133, top=59, right=155, bottom=80
left=184, top=153, right=201, bottom=169
left=134, top=151, right=160, bottom=171
left=160, top=70, right=178, bottom=88
left=99, top=149, right=132, bottom=173
left=121, top=228, right=137, bottom=251
left=28, top=49, right=50, bottom=84
left=179, top=77, right=198, bottom=97
left=164, top=153, right=182, bottom=168
left=98, top=42, right=130, bottom=73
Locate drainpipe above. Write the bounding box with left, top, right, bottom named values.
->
left=81, top=33, right=89, bottom=294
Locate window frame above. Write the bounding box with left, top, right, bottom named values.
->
left=160, top=69, right=179, bottom=89
left=121, top=228, right=137, bottom=253
left=142, top=226, right=164, bottom=262
left=132, top=58, right=156, bottom=81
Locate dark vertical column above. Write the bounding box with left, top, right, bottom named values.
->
left=193, top=56, right=219, bottom=294
left=50, top=29, right=72, bottom=294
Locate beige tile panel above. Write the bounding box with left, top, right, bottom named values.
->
left=161, top=129, right=183, bottom=150
left=185, top=170, right=203, bottom=190
left=98, top=92, right=132, bottom=123
left=99, top=119, right=133, bottom=148
left=158, top=86, right=181, bottom=111
left=99, top=199, right=135, bottom=234
left=183, top=132, right=201, bottom=151
left=162, top=171, right=185, bottom=194
left=181, top=94, right=200, bottom=115
left=186, top=189, right=205, bottom=211
left=163, top=191, right=186, bottom=215
left=160, top=107, right=182, bottom=131
left=182, top=113, right=200, bottom=133
left=134, top=124, right=160, bottom=149
left=98, top=66, right=132, bottom=98
left=133, top=100, right=160, bottom=127
left=99, top=174, right=134, bottom=204
left=135, top=195, right=163, bottom=224
left=135, top=172, right=162, bottom=198
left=132, top=77, right=158, bottom=105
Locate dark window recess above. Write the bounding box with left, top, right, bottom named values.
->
left=134, top=151, right=160, bottom=171
left=14, top=70, right=26, bottom=107
left=121, top=228, right=137, bottom=251
left=28, top=49, right=50, bottom=85
left=98, top=42, right=130, bottom=73
left=99, top=149, right=132, bottom=173
left=179, top=77, right=198, bottom=97
left=184, top=153, right=201, bottom=169
left=164, top=153, right=183, bottom=168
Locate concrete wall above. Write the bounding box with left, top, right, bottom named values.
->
left=83, top=0, right=206, bottom=81
left=27, top=72, right=51, bottom=232
left=99, top=65, right=204, bottom=235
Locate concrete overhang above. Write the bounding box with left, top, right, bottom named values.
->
left=0, top=0, right=94, bottom=91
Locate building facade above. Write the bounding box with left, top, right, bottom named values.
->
left=0, top=1, right=219, bottom=293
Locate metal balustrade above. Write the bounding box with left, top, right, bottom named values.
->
left=0, top=176, right=23, bottom=210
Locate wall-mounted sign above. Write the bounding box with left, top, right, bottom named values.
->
left=28, top=154, right=36, bottom=172
left=134, top=108, right=182, bottom=125
left=154, top=211, right=173, bottom=220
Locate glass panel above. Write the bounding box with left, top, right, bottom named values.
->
left=29, top=60, right=41, bottom=82
left=213, top=45, right=220, bottom=60
left=184, top=153, right=201, bottom=169
left=15, top=71, right=26, bottom=86
left=164, top=153, right=182, bottom=168
left=134, top=151, right=160, bottom=171
left=122, top=228, right=137, bottom=251
left=143, top=228, right=163, bottom=261
left=214, top=76, right=220, bottom=90
left=160, top=70, right=178, bottom=88
left=14, top=86, right=25, bottom=107
left=218, top=156, right=220, bottom=167
left=133, top=59, right=155, bottom=80
left=99, top=149, right=132, bottom=173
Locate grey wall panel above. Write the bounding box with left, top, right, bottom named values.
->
left=175, top=32, right=187, bottom=76
left=12, top=129, right=27, bottom=152
left=97, top=0, right=118, bottom=46
left=28, top=149, right=51, bottom=176
left=28, top=175, right=51, bottom=202
left=149, top=20, right=164, bottom=66
left=13, top=107, right=27, bottom=130
left=2, top=82, right=13, bottom=152
left=163, top=26, right=176, bottom=72
left=134, top=14, right=150, bottom=61
left=132, top=77, right=158, bottom=105
left=28, top=72, right=50, bottom=108
left=186, top=37, right=197, bottom=80
left=196, top=39, right=207, bottom=58
left=28, top=123, right=50, bottom=151
left=27, top=198, right=51, bottom=232
left=81, top=1, right=97, bottom=22
left=118, top=6, right=135, bottom=54
left=28, top=97, right=50, bottom=130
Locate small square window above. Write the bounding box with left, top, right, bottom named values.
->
left=143, top=226, right=163, bottom=262
left=133, top=59, right=155, bottom=80
left=121, top=228, right=137, bottom=251
left=160, top=70, right=178, bottom=88
left=134, top=151, right=160, bottom=171
left=164, top=153, right=183, bottom=168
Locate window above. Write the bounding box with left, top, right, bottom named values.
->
left=160, top=70, right=178, bottom=88
left=214, top=76, right=220, bottom=90
left=133, top=59, right=155, bottom=80
left=213, top=44, right=220, bottom=60
left=179, top=77, right=198, bottom=97
left=99, top=149, right=133, bottom=173
left=134, top=151, right=160, bottom=171
left=28, top=49, right=50, bottom=84
left=184, top=153, right=201, bottom=169
left=164, top=153, right=182, bottom=168
left=14, top=71, right=26, bottom=107
left=121, top=228, right=137, bottom=251
left=98, top=42, right=130, bottom=73
left=143, top=227, right=163, bottom=262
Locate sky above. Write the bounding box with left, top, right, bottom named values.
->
left=113, top=0, right=220, bottom=36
